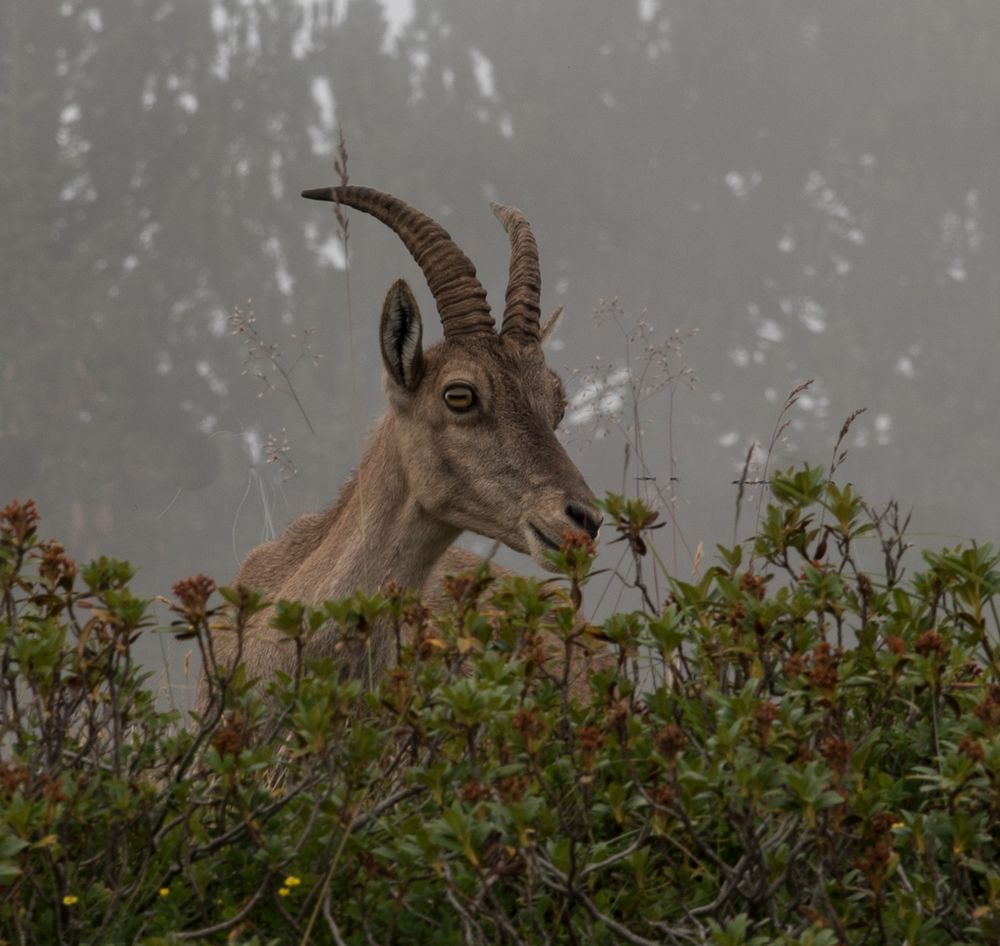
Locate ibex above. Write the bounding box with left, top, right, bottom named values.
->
left=203, top=186, right=603, bottom=701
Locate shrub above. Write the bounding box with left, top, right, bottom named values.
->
left=1, top=470, right=999, bottom=945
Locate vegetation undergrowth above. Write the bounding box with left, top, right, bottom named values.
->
left=2, top=467, right=1000, bottom=945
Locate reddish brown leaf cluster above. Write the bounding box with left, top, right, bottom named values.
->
left=739, top=572, right=768, bottom=600
left=443, top=573, right=475, bottom=602
left=519, top=632, right=548, bottom=671
left=383, top=669, right=412, bottom=714
left=857, top=571, right=874, bottom=605
left=413, top=627, right=447, bottom=660
left=655, top=724, right=687, bottom=760
left=809, top=642, right=841, bottom=692
left=973, top=686, right=1000, bottom=729
left=172, top=574, right=217, bottom=617
left=884, top=634, right=906, bottom=656
left=915, top=629, right=944, bottom=657
left=559, top=528, right=596, bottom=559
left=821, top=736, right=852, bottom=775
left=212, top=713, right=250, bottom=756
left=496, top=774, right=529, bottom=802
left=782, top=643, right=843, bottom=697
left=783, top=652, right=807, bottom=677
left=753, top=701, right=779, bottom=745
left=442, top=569, right=494, bottom=608
left=458, top=780, right=491, bottom=804
left=856, top=811, right=896, bottom=893
left=0, top=762, right=30, bottom=799
left=605, top=699, right=632, bottom=737
left=402, top=600, right=431, bottom=634
left=574, top=725, right=605, bottom=753
left=792, top=742, right=817, bottom=764
left=958, top=734, right=985, bottom=762
left=1, top=498, right=40, bottom=544
left=37, top=540, right=77, bottom=585
left=40, top=774, right=68, bottom=806
left=650, top=783, right=675, bottom=809
left=512, top=709, right=547, bottom=751
left=575, top=724, right=606, bottom=773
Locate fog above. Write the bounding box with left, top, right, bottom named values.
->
left=3, top=0, right=998, bottom=701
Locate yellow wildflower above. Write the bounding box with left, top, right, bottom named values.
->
left=62, top=895, right=79, bottom=906
left=159, top=887, right=171, bottom=898
left=278, top=887, right=290, bottom=897
left=284, top=875, right=301, bottom=887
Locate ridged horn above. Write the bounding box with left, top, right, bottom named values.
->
left=302, top=186, right=495, bottom=339
left=490, top=202, right=542, bottom=344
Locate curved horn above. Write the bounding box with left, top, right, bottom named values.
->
left=490, top=202, right=542, bottom=344
left=302, top=185, right=495, bottom=339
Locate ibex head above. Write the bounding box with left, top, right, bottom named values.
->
left=302, top=186, right=602, bottom=569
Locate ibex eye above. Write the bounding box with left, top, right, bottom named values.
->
left=443, top=383, right=477, bottom=412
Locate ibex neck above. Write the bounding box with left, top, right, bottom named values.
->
left=281, top=415, right=460, bottom=603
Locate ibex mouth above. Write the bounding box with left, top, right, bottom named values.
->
left=529, top=523, right=561, bottom=553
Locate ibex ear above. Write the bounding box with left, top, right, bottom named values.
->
left=380, top=279, right=424, bottom=390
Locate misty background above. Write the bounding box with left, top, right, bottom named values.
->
left=3, top=0, right=998, bottom=697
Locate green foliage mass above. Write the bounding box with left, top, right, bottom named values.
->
left=2, top=469, right=1000, bottom=944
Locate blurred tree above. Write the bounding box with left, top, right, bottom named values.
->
left=2, top=0, right=999, bottom=617
left=403, top=0, right=1000, bottom=520
left=0, top=0, right=414, bottom=584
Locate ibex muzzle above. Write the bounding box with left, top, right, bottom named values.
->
left=203, top=186, right=601, bottom=697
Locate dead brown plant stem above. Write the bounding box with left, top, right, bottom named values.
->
left=333, top=127, right=365, bottom=539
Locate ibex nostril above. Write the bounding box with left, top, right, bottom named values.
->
left=565, top=502, right=603, bottom=540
